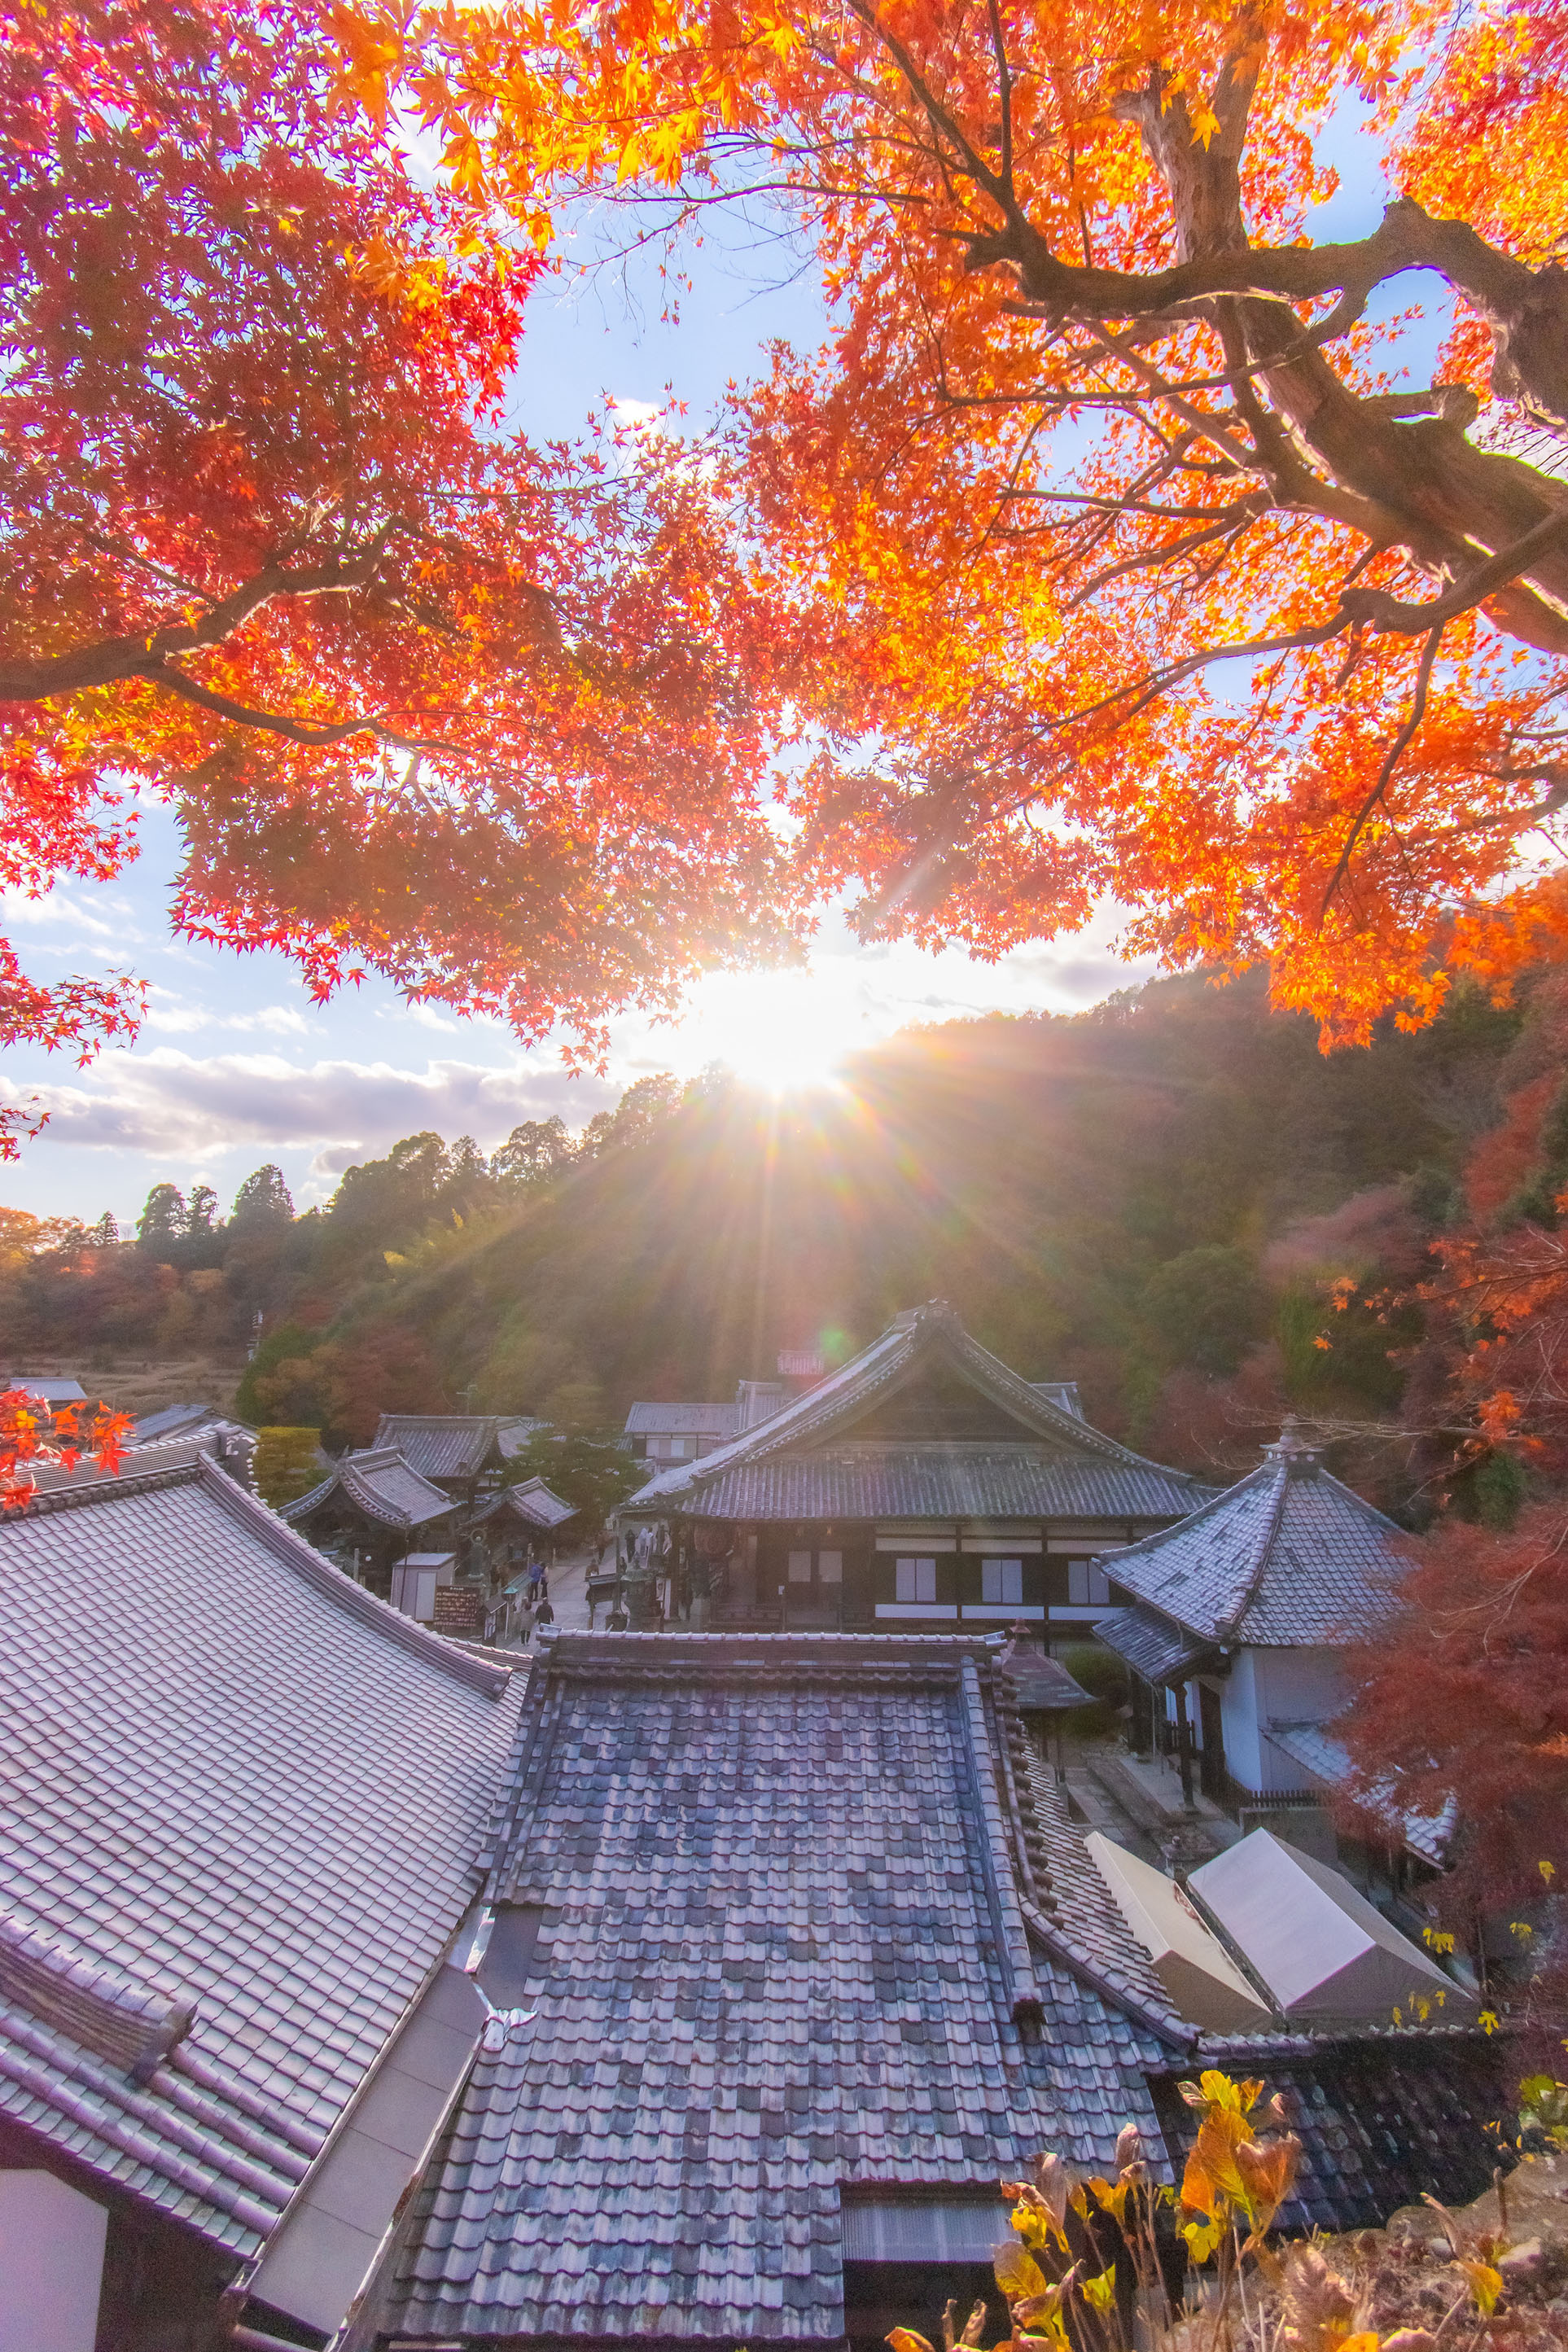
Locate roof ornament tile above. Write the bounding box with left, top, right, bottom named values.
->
left=0, top=1912, right=195, bottom=2085
left=1264, top=1416, right=1325, bottom=1471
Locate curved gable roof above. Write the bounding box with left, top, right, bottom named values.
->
left=286, top=1445, right=458, bottom=1531
left=629, top=1300, right=1209, bottom=1518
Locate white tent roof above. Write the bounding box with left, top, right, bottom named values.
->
left=1188, top=1829, right=1477, bottom=2026
left=1086, top=1834, right=1273, bottom=2032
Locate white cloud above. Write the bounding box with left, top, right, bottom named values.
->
left=144, top=992, right=314, bottom=1038
left=2, top=885, right=148, bottom=947
left=19, top=1050, right=617, bottom=1160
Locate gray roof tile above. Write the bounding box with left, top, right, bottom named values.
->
left=285, top=1445, right=458, bottom=1531
left=624, top=1403, right=742, bottom=1438
left=1104, top=1430, right=1406, bottom=1647
left=472, top=1477, right=578, bottom=1533
left=373, top=1416, right=537, bottom=1481
left=671, top=1448, right=1200, bottom=1522
left=394, top=1631, right=1181, bottom=2344
left=0, top=1460, right=523, bottom=2254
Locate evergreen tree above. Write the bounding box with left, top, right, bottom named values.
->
left=493, top=1116, right=574, bottom=1186
left=136, top=1183, right=185, bottom=1254
left=230, top=1165, right=294, bottom=1227
left=89, top=1211, right=118, bottom=1248
left=186, top=1185, right=219, bottom=1235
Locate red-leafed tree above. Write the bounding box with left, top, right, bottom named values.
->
left=1338, top=982, right=1568, bottom=1922
left=356, top=0, right=1568, bottom=1041
left=2, top=0, right=797, bottom=1155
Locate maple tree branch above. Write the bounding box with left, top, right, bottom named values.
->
left=134, top=660, right=470, bottom=758
left=1338, top=503, right=1568, bottom=635
left=1319, top=624, right=1443, bottom=922
left=962, top=194, right=1568, bottom=436
left=0, top=529, right=406, bottom=702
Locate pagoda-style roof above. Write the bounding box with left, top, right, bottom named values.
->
left=285, top=1445, right=458, bottom=1531
left=1102, top=1422, right=1408, bottom=1652
left=628, top=1300, right=1208, bottom=1523
left=471, top=1476, right=577, bottom=1534
left=370, top=1413, right=544, bottom=1483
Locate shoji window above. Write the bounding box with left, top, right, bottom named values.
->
left=981, top=1557, right=1023, bottom=1605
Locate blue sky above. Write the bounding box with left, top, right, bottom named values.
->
left=2, top=93, right=1450, bottom=1229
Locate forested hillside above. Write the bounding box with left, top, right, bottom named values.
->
left=1, top=969, right=1543, bottom=1510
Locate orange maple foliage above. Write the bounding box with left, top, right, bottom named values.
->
left=2, top=0, right=799, bottom=1154
left=366, top=0, right=1568, bottom=1040
left=0, top=1388, right=129, bottom=1510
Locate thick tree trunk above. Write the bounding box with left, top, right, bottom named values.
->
left=1123, top=70, right=1568, bottom=655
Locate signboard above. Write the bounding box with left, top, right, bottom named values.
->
left=431, top=1585, right=485, bottom=1636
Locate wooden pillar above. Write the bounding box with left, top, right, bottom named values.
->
left=1172, top=1680, right=1196, bottom=1810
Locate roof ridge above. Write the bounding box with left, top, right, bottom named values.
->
left=194, top=1458, right=511, bottom=1698
left=2, top=1460, right=204, bottom=1518
left=628, top=1306, right=1211, bottom=1508
left=1218, top=1457, right=1293, bottom=1639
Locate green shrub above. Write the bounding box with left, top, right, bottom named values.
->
left=1058, top=1641, right=1128, bottom=1707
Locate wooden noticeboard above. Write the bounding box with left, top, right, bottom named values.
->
left=431, top=1585, right=485, bottom=1636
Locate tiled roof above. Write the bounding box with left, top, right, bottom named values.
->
left=1029, top=1382, right=1084, bottom=1419
left=624, top=1401, right=742, bottom=1438
left=1264, top=1723, right=1454, bottom=1868
left=996, top=1638, right=1094, bottom=1713
left=496, top=1416, right=550, bottom=1460
left=26, top=1419, right=256, bottom=1494
left=664, top=1448, right=1203, bottom=1523
left=629, top=1302, right=1210, bottom=1522
left=1095, top=1605, right=1218, bottom=1685
left=284, top=1445, right=458, bottom=1531
left=473, top=1476, right=578, bottom=1532
left=396, top=1631, right=1183, bottom=2345
left=1149, top=2037, right=1513, bottom=2234
left=0, top=1459, right=522, bottom=2255
left=373, top=1414, right=514, bottom=1481
left=2, top=1375, right=87, bottom=1404
left=1016, top=1748, right=1189, bottom=2039
left=129, top=1402, right=231, bottom=1445
left=1103, top=1427, right=1406, bottom=1647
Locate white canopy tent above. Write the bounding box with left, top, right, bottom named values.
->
left=1086, top=1834, right=1273, bottom=2031
left=1188, top=1829, right=1477, bottom=2026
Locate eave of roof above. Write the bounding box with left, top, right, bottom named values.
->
left=1095, top=1604, right=1219, bottom=1686
left=472, top=1478, right=577, bottom=1531
left=641, top=1446, right=1202, bottom=1522
left=373, top=1415, right=508, bottom=1480
left=285, top=1447, right=458, bottom=1532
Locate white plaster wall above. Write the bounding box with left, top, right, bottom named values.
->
left=1220, top=1651, right=1266, bottom=1792
left=0, top=2171, right=107, bottom=2352
left=1222, top=1649, right=1350, bottom=1794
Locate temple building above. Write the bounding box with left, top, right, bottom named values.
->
left=0, top=1466, right=1511, bottom=2350
left=0, top=1457, right=523, bottom=2352
left=621, top=1300, right=1209, bottom=1633
left=386, top=1627, right=1504, bottom=2352
left=1095, top=1421, right=1416, bottom=1839
left=285, top=1443, right=462, bottom=1592
left=371, top=1414, right=547, bottom=1509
